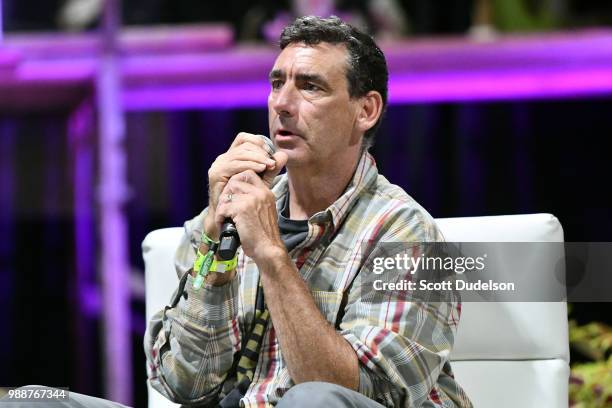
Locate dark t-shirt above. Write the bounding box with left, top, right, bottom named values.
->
left=278, top=192, right=308, bottom=253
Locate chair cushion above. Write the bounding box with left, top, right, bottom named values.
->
left=452, top=359, right=569, bottom=408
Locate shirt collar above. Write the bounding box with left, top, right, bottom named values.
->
left=271, top=151, right=379, bottom=232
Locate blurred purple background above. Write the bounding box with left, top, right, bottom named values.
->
left=1, top=0, right=611, bottom=406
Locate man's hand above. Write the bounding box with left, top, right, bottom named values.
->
left=214, top=164, right=287, bottom=262
left=205, top=132, right=284, bottom=239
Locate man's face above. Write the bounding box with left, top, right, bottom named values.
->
left=268, top=42, right=361, bottom=168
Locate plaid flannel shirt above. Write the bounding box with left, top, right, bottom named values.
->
left=144, top=152, right=472, bottom=407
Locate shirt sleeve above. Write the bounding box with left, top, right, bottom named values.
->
left=339, top=213, right=463, bottom=407
left=143, top=210, right=243, bottom=405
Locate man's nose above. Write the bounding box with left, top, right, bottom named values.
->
left=271, top=83, right=297, bottom=117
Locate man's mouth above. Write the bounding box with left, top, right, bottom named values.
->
left=275, top=129, right=300, bottom=139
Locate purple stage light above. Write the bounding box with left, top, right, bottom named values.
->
left=122, top=66, right=612, bottom=111
left=123, top=81, right=270, bottom=110
left=388, top=67, right=612, bottom=103
left=3, top=29, right=612, bottom=110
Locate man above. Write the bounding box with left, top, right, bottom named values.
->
left=145, top=16, right=472, bottom=408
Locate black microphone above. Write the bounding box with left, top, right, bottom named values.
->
left=217, top=136, right=276, bottom=260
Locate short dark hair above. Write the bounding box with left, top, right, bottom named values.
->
left=279, top=16, right=388, bottom=151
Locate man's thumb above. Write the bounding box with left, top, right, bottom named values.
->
left=262, top=151, right=288, bottom=187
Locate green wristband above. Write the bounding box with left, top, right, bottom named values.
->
left=200, top=231, right=219, bottom=247
left=209, top=256, right=238, bottom=273
left=192, top=242, right=219, bottom=290
left=193, top=250, right=215, bottom=290
left=193, top=249, right=208, bottom=274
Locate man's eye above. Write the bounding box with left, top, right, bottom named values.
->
left=271, top=80, right=283, bottom=90
left=303, top=83, right=321, bottom=91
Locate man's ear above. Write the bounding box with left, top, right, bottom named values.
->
left=356, top=91, right=384, bottom=135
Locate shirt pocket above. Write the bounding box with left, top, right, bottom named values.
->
left=310, top=290, right=344, bottom=328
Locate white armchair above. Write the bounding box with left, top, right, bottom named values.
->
left=142, top=213, right=569, bottom=408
